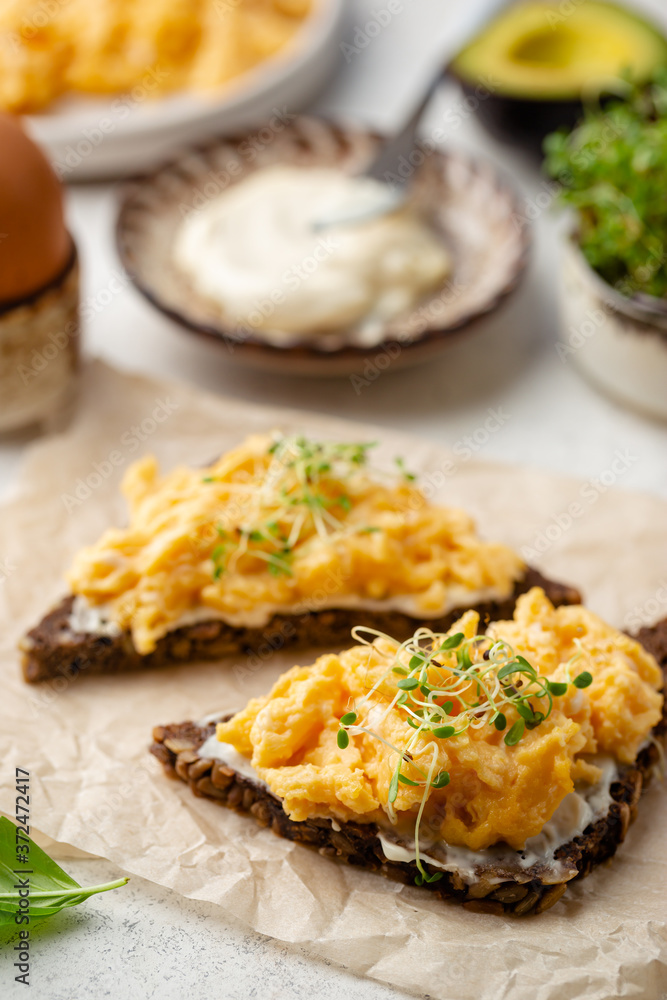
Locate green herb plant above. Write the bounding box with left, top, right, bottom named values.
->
left=544, top=69, right=667, bottom=299
left=204, top=436, right=412, bottom=580
left=336, top=627, right=592, bottom=886
left=0, top=817, right=128, bottom=925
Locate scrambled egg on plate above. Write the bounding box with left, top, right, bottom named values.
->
left=0, top=0, right=311, bottom=113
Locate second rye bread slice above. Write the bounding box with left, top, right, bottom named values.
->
left=150, top=616, right=667, bottom=917
left=20, top=567, right=580, bottom=683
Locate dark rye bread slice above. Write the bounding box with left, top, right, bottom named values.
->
left=149, top=618, right=667, bottom=917
left=20, top=567, right=580, bottom=683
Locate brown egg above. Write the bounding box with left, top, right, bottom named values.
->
left=0, top=113, right=71, bottom=308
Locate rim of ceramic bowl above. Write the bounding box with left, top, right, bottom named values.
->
left=566, top=233, right=667, bottom=335
left=27, top=0, right=345, bottom=143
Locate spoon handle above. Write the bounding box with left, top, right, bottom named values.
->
left=363, top=69, right=445, bottom=186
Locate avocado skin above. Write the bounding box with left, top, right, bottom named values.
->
left=453, top=72, right=583, bottom=156
left=447, top=1, right=667, bottom=157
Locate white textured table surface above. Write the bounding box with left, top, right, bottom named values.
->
left=2, top=853, right=403, bottom=1000
left=2, top=1, right=667, bottom=997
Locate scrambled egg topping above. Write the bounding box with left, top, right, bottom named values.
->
left=216, top=588, right=664, bottom=850
left=0, top=0, right=311, bottom=113
left=67, top=434, right=524, bottom=654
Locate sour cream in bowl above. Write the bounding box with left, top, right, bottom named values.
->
left=172, top=164, right=452, bottom=342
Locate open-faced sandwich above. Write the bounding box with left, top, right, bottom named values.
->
left=151, top=587, right=666, bottom=915
left=20, top=433, right=579, bottom=682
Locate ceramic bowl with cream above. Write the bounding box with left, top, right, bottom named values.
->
left=116, top=116, right=530, bottom=376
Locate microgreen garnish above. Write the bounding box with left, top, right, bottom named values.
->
left=211, top=527, right=230, bottom=580
left=544, top=69, right=667, bottom=298
left=504, top=719, right=525, bottom=746
left=336, top=625, right=595, bottom=886
left=337, top=730, right=350, bottom=750
left=439, top=632, right=464, bottom=650
left=203, top=436, right=418, bottom=582
left=394, top=456, right=417, bottom=482
left=430, top=771, right=450, bottom=788
left=432, top=726, right=455, bottom=738
left=397, top=677, right=419, bottom=691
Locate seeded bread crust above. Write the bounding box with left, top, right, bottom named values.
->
left=149, top=618, right=667, bottom=917
left=20, top=567, right=580, bottom=683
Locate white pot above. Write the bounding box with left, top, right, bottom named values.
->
left=559, top=238, right=667, bottom=421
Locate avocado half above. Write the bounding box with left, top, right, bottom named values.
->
left=449, top=1, right=667, bottom=153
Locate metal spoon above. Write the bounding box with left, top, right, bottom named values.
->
left=312, top=0, right=511, bottom=230
left=312, top=69, right=444, bottom=231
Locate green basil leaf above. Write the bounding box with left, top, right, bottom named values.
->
left=0, top=818, right=127, bottom=922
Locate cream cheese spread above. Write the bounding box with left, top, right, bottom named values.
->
left=193, top=732, right=618, bottom=886
left=377, top=755, right=617, bottom=883
left=172, top=164, right=452, bottom=343
left=66, top=583, right=512, bottom=638
left=197, top=733, right=269, bottom=789
left=68, top=595, right=122, bottom=637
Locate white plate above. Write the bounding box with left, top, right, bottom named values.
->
left=23, top=0, right=344, bottom=181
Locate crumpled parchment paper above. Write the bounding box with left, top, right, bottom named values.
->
left=1, top=361, right=665, bottom=1000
